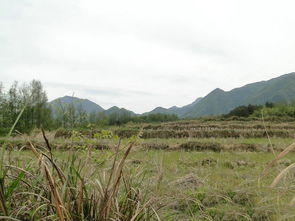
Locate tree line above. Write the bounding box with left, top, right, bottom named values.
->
left=51, top=101, right=178, bottom=129
left=5, top=80, right=294, bottom=136
left=224, top=102, right=295, bottom=119
left=0, top=80, right=178, bottom=135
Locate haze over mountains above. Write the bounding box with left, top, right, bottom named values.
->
left=49, top=73, right=295, bottom=118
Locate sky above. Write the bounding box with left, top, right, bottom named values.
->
left=1, top=0, right=295, bottom=113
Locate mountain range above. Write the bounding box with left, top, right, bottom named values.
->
left=49, top=72, right=295, bottom=118
left=49, top=96, right=136, bottom=116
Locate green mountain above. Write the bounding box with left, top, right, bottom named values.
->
left=143, top=97, right=203, bottom=115
left=143, top=106, right=174, bottom=115
left=49, top=96, right=136, bottom=116
left=49, top=73, right=295, bottom=118
left=103, top=106, right=136, bottom=116
left=49, top=96, right=104, bottom=113
left=181, top=72, right=295, bottom=117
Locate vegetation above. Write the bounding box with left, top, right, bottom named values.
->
left=226, top=104, right=263, bottom=118
left=0, top=80, right=51, bottom=135
left=253, top=103, right=295, bottom=118
left=1, top=112, right=295, bottom=219
left=0, top=134, right=159, bottom=220
left=0, top=81, right=178, bottom=135
left=2, top=131, right=295, bottom=220
left=3, top=78, right=295, bottom=220
left=2, top=77, right=295, bottom=136
left=223, top=102, right=295, bottom=120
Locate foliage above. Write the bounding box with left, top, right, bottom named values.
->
left=226, top=104, right=263, bottom=118
left=252, top=103, right=295, bottom=118
left=0, top=80, right=180, bottom=135
left=0, top=80, right=51, bottom=135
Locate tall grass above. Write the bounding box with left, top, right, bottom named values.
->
left=264, top=141, right=295, bottom=206
left=0, top=106, right=26, bottom=218
left=0, top=130, right=159, bottom=220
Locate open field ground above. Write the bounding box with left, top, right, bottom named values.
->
left=2, top=119, right=295, bottom=220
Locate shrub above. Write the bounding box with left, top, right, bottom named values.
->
left=179, top=141, right=222, bottom=152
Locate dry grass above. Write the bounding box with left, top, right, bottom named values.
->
left=262, top=141, right=295, bottom=207
left=3, top=117, right=295, bottom=219
left=0, top=132, right=159, bottom=220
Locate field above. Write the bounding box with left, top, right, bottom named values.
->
left=2, top=119, right=295, bottom=220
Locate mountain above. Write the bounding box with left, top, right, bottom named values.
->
left=181, top=72, right=295, bottom=117
left=49, top=72, right=295, bottom=118
left=173, top=97, right=203, bottom=116
left=143, top=97, right=203, bottom=115
left=49, top=96, right=136, bottom=116
left=103, top=106, right=136, bottom=116
left=143, top=107, right=172, bottom=115
left=49, top=96, right=104, bottom=113
left=144, top=72, right=295, bottom=117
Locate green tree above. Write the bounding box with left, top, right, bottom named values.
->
left=0, top=80, right=52, bottom=135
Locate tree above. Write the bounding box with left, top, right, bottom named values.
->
left=226, top=104, right=262, bottom=118
left=0, top=80, right=53, bottom=135
left=30, top=80, right=49, bottom=128
left=265, top=102, right=274, bottom=108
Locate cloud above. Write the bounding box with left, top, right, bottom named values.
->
left=1, top=0, right=295, bottom=113
left=45, top=82, right=155, bottom=98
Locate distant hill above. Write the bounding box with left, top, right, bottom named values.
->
left=143, top=97, right=203, bottom=116
left=181, top=72, right=295, bottom=117
left=49, top=96, right=104, bottom=113
left=49, top=96, right=136, bottom=116
left=103, top=106, right=136, bottom=116
left=49, top=72, right=295, bottom=118
left=144, top=72, right=295, bottom=117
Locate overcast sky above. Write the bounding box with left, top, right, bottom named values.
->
left=1, top=0, right=295, bottom=113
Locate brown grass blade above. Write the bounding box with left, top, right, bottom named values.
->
left=100, top=141, right=135, bottom=219
left=42, top=153, right=66, bottom=184
left=77, top=181, right=84, bottom=217
left=105, top=139, right=121, bottom=192
left=262, top=142, right=295, bottom=177
left=110, top=141, right=135, bottom=196
left=261, top=111, right=276, bottom=157
left=29, top=141, right=40, bottom=157
left=130, top=199, right=153, bottom=221
left=271, top=162, right=295, bottom=188
left=151, top=207, right=161, bottom=221
left=43, top=162, right=66, bottom=221
left=4, top=165, right=34, bottom=177
left=0, top=187, right=8, bottom=216
left=289, top=195, right=295, bottom=206
left=41, top=128, right=52, bottom=153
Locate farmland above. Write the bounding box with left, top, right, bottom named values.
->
left=2, top=119, right=295, bottom=220
left=3, top=1, right=295, bottom=220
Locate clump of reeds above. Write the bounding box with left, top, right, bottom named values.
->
left=0, top=130, right=159, bottom=220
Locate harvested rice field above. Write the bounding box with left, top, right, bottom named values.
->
left=2, top=119, right=295, bottom=220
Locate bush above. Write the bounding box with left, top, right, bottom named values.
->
left=179, top=141, right=222, bottom=152
left=142, top=142, right=170, bottom=150
left=226, top=104, right=263, bottom=118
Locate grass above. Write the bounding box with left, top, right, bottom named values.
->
left=2, top=148, right=295, bottom=220
left=2, top=118, right=295, bottom=220
left=0, top=137, right=159, bottom=220
left=1, top=136, right=294, bottom=153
